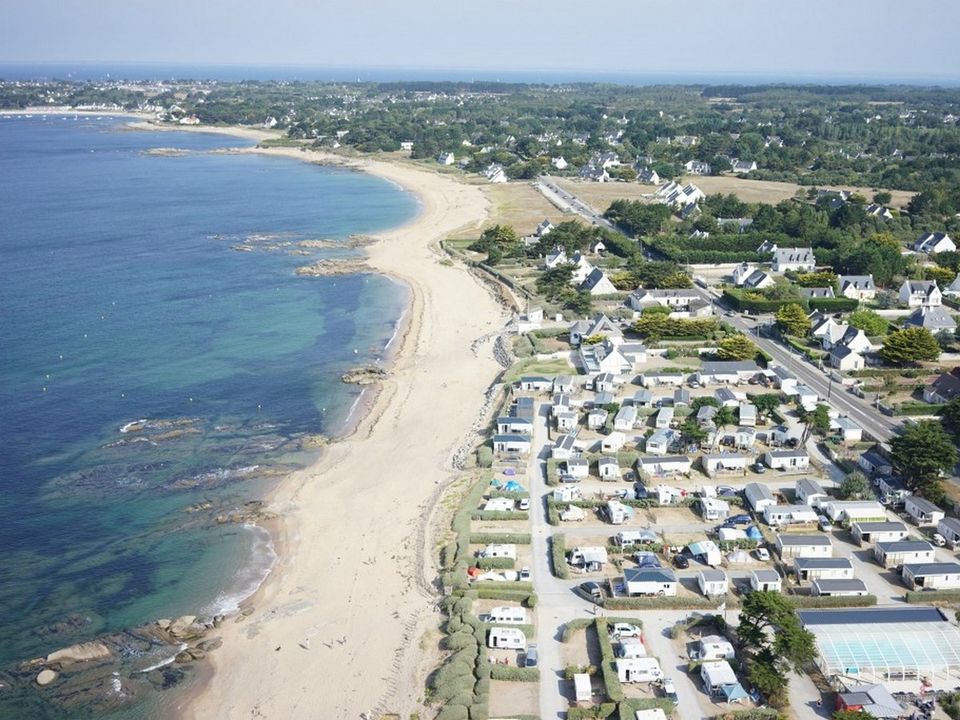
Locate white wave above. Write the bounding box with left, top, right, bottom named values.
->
left=200, top=523, right=277, bottom=617
left=119, top=419, right=148, bottom=433
left=383, top=304, right=408, bottom=353
left=135, top=644, right=187, bottom=674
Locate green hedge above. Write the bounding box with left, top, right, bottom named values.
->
left=489, top=665, right=540, bottom=682
left=595, top=618, right=625, bottom=703
left=474, top=587, right=537, bottom=606
left=711, top=710, right=785, bottom=720
left=722, top=290, right=786, bottom=313
left=892, top=402, right=944, bottom=416
left=567, top=705, right=617, bottom=720
left=551, top=533, right=570, bottom=580
left=620, top=698, right=677, bottom=716
left=905, top=589, right=960, bottom=603
left=476, top=557, right=515, bottom=570
left=480, top=622, right=536, bottom=638
left=786, top=594, right=877, bottom=608
left=470, top=510, right=529, bottom=521
left=446, top=479, right=491, bottom=587
left=470, top=533, right=532, bottom=545
left=604, top=595, right=722, bottom=610
left=561, top=618, right=595, bottom=642
left=808, top=297, right=859, bottom=312
left=547, top=496, right=560, bottom=526
left=472, top=581, right=534, bottom=592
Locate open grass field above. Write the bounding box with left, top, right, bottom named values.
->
left=482, top=181, right=569, bottom=233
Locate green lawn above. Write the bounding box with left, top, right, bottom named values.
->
left=503, top=357, right=574, bottom=383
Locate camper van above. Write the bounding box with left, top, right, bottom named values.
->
left=480, top=544, right=517, bottom=560
left=573, top=673, right=592, bottom=703
left=616, top=657, right=664, bottom=684
left=615, top=530, right=658, bottom=548
left=487, top=606, right=528, bottom=625
left=569, top=546, right=608, bottom=570
left=486, top=627, right=525, bottom=649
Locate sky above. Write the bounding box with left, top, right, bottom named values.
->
left=2, top=0, right=958, bottom=84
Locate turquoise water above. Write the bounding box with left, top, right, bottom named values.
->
left=0, top=115, right=416, bottom=717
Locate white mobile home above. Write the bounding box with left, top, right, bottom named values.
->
left=687, top=540, right=722, bottom=567
left=636, top=455, right=692, bottom=478
left=483, top=497, right=516, bottom=512
left=700, top=660, right=738, bottom=695
left=616, top=657, right=663, bottom=684
left=601, top=431, right=626, bottom=454
left=696, top=361, right=761, bottom=386
left=697, top=569, right=729, bottom=597
left=763, top=450, right=810, bottom=472
left=937, top=517, right=960, bottom=549
left=487, top=606, right=528, bottom=625
left=492, top=434, right=531, bottom=454
left=698, top=496, right=730, bottom=521
left=566, top=458, right=590, bottom=479
left=875, top=540, right=936, bottom=568
left=569, top=546, right=608, bottom=570
left=588, top=408, right=609, bottom=430
left=796, top=478, right=829, bottom=508
left=573, top=672, right=592, bottom=703
left=614, top=405, right=638, bottom=431
left=487, top=627, right=526, bottom=649
left=605, top=500, right=633, bottom=525
left=902, top=562, right=960, bottom=590
left=654, top=406, right=674, bottom=429
left=701, top=453, right=749, bottom=477
left=904, top=496, right=945, bottom=527
left=750, top=569, right=782, bottom=592
left=496, top=416, right=533, bottom=435
left=744, top=482, right=776, bottom=514
left=764, top=504, right=819, bottom=527
left=793, top=557, right=854, bottom=583
left=851, top=521, right=909, bottom=545
left=623, top=567, right=678, bottom=596
left=811, top=579, right=869, bottom=597
left=480, top=544, right=517, bottom=560
left=776, top=534, right=833, bottom=559
left=822, top=500, right=887, bottom=525
left=696, top=635, right=735, bottom=661
left=598, top=456, right=620, bottom=480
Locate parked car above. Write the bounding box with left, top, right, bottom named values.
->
left=576, top=581, right=604, bottom=603
left=818, top=516, right=833, bottom=532
left=716, top=486, right=739, bottom=497
left=518, top=498, right=530, bottom=511
left=661, top=678, right=679, bottom=704
left=519, top=566, right=531, bottom=581
left=609, top=623, right=642, bottom=639
left=725, top=514, right=752, bottom=526
left=524, top=644, right=538, bottom=668
left=752, top=462, right=766, bottom=473
left=754, top=547, right=770, bottom=562
left=634, top=482, right=649, bottom=499
left=673, top=554, right=690, bottom=569
left=932, top=533, right=947, bottom=547
left=559, top=474, right=581, bottom=483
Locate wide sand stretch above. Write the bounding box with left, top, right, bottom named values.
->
left=161, top=130, right=507, bottom=718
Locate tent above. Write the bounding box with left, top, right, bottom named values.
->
left=502, top=480, right=525, bottom=492
left=745, top=526, right=763, bottom=540
left=727, top=550, right=751, bottom=564
left=503, top=468, right=517, bottom=476
left=720, top=683, right=748, bottom=703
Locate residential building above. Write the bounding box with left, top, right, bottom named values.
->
left=598, top=456, right=620, bottom=480
left=829, top=346, right=864, bottom=372
left=623, top=567, right=678, bottom=596
left=802, top=287, right=835, bottom=300
left=763, top=450, right=811, bottom=471
left=924, top=369, right=960, bottom=403
left=837, top=275, right=877, bottom=301
left=793, top=557, right=855, bottom=583
left=904, top=496, right=945, bottom=527
left=832, top=416, right=863, bottom=442
left=569, top=314, right=622, bottom=346
left=851, top=521, right=908, bottom=545
left=697, top=569, right=728, bottom=597
left=701, top=453, right=749, bottom=477
left=903, top=306, right=957, bottom=332
left=696, top=361, right=761, bottom=385
left=750, top=569, right=782, bottom=592
left=437, top=151, right=455, bottom=165
left=902, top=562, right=960, bottom=590
left=492, top=434, right=532, bottom=454
left=613, top=405, right=638, bottom=431
left=811, top=579, right=869, bottom=597
left=772, top=247, right=816, bottom=272
left=645, top=427, right=679, bottom=456
left=601, top=431, right=626, bottom=454
left=579, top=268, right=618, bottom=296
left=580, top=339, right=632, bottom=375
left=898, top=280, right=942, bottom=308
left=913, top=232, right=956, bottom=254
left=937, top=517, right=960, bottom=549
left=635, top=455, right=692, bottom=478
left=822, top=500, right=887, bottom=525
left=744, top=482, right=776, bottom=513
left=776, top=534, right=833, bottom=559
left=874, top=540, right=936, bottom=568
left=764, top=504, right=819, bottom=526
left=796, top=478, right=829, bottom=508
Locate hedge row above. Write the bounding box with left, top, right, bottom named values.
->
left=808, top=297, right=859, bottom=312
left=905, top=589, right=960, bottom=604
left=620, top=698, right=677, bottom=716
left=476, top=557, right=515, bottom=570
left=561, top=618, right=595, bottom=642
left=604, top=595, right=722, bottom=610
left=550, top=533, right=570, bottom=580
left=594, top=617, right=625, bottom=703
left=469, top=532, right=532, bottom=545
left=891, top=402, right=944, bottom=416
left=429, top=594, right=491, bottom=720
left=711, top=709, right=785, bottom=720
left=470, top=510, right=529, bottom=521
left=567, top=704, right=617, bottom=720
left=786, top=594, right=877, bottom=608
left=474, top=586, right=537, bottom=607
left=488, top=489, right=529, bottom=500
left=489, top=665, right=540, bottom=682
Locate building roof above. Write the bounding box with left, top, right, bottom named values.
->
left=851, top=521, right=907, bottom=533
left=624, top=567, right=677, bottom=583
left=906, top=496, right=942, bottom=513
left=812, top=579, right=868, bottom=593
left=794, top=558, right=853, bottom=570
left=751, top=569, right=781, bottom=582
left=778, top=534, right=831, bottom=546
left=928, top=370, right=960, bottom=400
left=903, top=562, right=960, bottom=576
left=700, top=360, right=761, bottom=374
left=877, top=540, right=933, bottom=554
left=796, top=478, right=826, bottom=496
left=774, top=247, right=815, bottom=265
left=699, top=569, right=727, bottom=581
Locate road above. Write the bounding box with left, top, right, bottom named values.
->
left=538, top=178, right=902, bottom=444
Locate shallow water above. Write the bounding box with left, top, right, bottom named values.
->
left=0, top=116, right=416, bottom=717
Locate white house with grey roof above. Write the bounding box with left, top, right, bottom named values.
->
left=794, top=557, right=854, bottom=583
left=913, top=232, right=956, bottom=254
left=697, top=361, right=761, bottom=386
left=899, top=280, right=942, bottom=308
left=811, top=578, right=869, bottom=597
left=937, top=517, right=960, bottom=549
left=904, top=496, right=945, bottom=527
left=579, top=268, right=618, bottom=296
left=874, top=540, right=936, bottom=568
left=796, top=478, right=829, bottom=508
left=830, top=346, right=864, bottom=372
left=772, top=247, right=816, bottom=272
left=569, top=314, right=622, bottom=346
left=763, top=450, right=810, bottom=472
left=750, top=569, right=782, bottom=592
left=838, top=274, right=877, bottom=300
left=902, top=562, right=960, bottom=590
left=851, top=521, right=908, bottom=545
left=744, top=482, right=776, bottom=513
left=777, top=534, right=833, bottom=559
left=903, top=305, right=957, bottom=332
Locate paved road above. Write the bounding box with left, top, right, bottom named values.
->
left=537, top=177, right=902, bottom=444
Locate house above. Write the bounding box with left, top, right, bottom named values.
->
left=763, top=450, right=810, bottom=472
left=636, top=455, right=692, bottom=478
left=698, top=496, right=731, bottom=521
left=898, top=280, right=942, bottom=308
left=554, top=485, right=582, bottom=503
left=857, top=447, right=892, bottom=476
left=551, top=156, right=568, bottom=170
left=615, top=657, right=664, bottom=684
left=764, top=504, right=819, bottom=527
left=732, top=263, right=759, bottom=286
left=696, top=405, right=718, bottom=428
left=876, top=476, right=910, bottom=505
left=579, top=268, right=618, bottom=296
left=654, top=406, right=674, bottom=429
left=838, top=327, right=874, bottom=354
left=776, top=534, right=833, bottom=559
left=437, top=151, right=455, bottom=165
left=628, top=287, right=703, bottom=313
left=750, top=569, right=782, bottom=592
left=552, top=434, right=577, bottom=460
left=483, top=163, right=507, bottom=183
left=837, top=275, right=877, bottom=301
left=744, top=482, right=776, bottom=513
left=687, top=540, right=722, bottom=566
left=913, top=231, right=956, bottom=254
left=566, top=458, right=590, bottom=479
left=684, top=159, right=712, bottom=175
left=903, top=305, right=957, bottom=332
left=623, top=567, right=677, bottom=596
left=944, top=273, right=960, bottom=297
left=714, top=387, right=740, bottom=408
left=673, top=388, right=691, bottom=407
left=518, top=375, right=552, bottom=393
left=904, top=496, right=945, bottom=527
left=601, top=431, right=626, bottom=454
left=700, top=660, right=738, bottom=696
left=731, top=426, right=757, bottom=449
left=695, top=635, right=735, bottom=661
left=732, top=159, right=758, bottom=173
left=514, top=306, right=543, bottom=333
left=743, top=269, right=775, bottom=289
left=793, top=557, right=854, bottom=583
left=923, top=369, right=960, bottom=403
left=637, top=167, right=660, bottom=184
left=811, top=579, right=869, bottom=597
left=829, top=346, right=865, bottom=372
left=902, top=562, right=960, bottom=590
left=938, top=517, right=960, bottom=548
left=569, top=314, right=622, bottom=346
left=832, top=416, right=863, bottom=443
left=701, top=453, right=749, bottom=478
left=796, top=478, right=829, bottom=508
left=801, top=287, right=835, bottom=300
left=851, top=521, right=909, bottom=545
left=697, top=361, right=761, bottom=386
left=579, top=165, right=610, bottom=182
left=772, top=247, right=816, bottom=273
left=496, top=416, right=533, bottom=435
left=587, top=408, right=609, bottom=430
left=492, top=434, right=532, bottom=454
left=738, top=403, right=756, bottom=426
left=865, top=204, right=894, bottom=220
left=837, top=684, right=907, bottom=718
left=581, top=340, right=632, bottom=375
left=613, top=405, right=638, bottom=431
left=770, top=365, right=798, bottom=394
left=874, top=540, right=936, bottom=568
left=822, top=500, right=887, bottom=525
left=553, top=375, right=576, bottom=395
left=598, top=456, right=620, bottom=480
left=697, top=569, right=729, bottom=597
left=813, top=318, right=849, bottom=349
left=545, top=247, right=569, bottom=269
left=645, top=428, right=679, bottom=456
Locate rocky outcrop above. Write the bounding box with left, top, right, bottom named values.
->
left=46, top=641, right=111, bottom=666
left=35, top=669, right=57, bottom=686
left=295, top=259, right=370, bottom=277
left=341, top=365, right=388, bottom=385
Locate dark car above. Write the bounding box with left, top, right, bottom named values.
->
left=633, top=482, right=649, bottom=500
left=725, top=514, right=752, bottom=526
left=524, top=644, right=539, bottom=667
left=672, top=554, right=690, bottom=569
left=576, top=581, right=604, bottom=604
left=716, top=486, right=739, bottom=497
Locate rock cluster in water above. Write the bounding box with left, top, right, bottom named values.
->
left=341, top=365, right=389, bottom=385
left=295, top=258, right=371, bottom=276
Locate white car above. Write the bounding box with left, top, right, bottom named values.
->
left=754, top=547, right=770, bottom=562
left=518, top=498, right=530, bottom=511
left=609, top=622, right=642, bottom=639
left=932, top=533, right=947, bottom=547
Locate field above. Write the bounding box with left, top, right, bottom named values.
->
left=553, top=175, right=917, bottom=212
left=481, top=181, right=569, bottom=233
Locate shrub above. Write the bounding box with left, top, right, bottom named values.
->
left=469, top=533, right=531, bottom=544
left=469, top=705, right=489, bottom=720
left=474, top=587, right=531, bottom=603
left=476, top=557, right=515, bottom=570
left=470, top=510, right=529, bottom=521
left=561, top=618, right=594, bottom=642
left=905, top=589, right=960, bottom=604
left=808, top=297, right=858, bottom=312
left=567, top=704, right=617, bottom=719
left=444, top=631, right=479, bottom=651
left=786, top=594, right=877, bottom=608
left=604, top=595, right=721, bottom=610
left=436, top=706, right=470, bottom=720
left=600, top=662, right=624, bottom=702
left=489, top=665, right=540, bottom=681
left=550, top=533, right=570, bottom=579
left=477, top=446, right=493, bottom=468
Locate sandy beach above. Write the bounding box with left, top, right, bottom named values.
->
left=162, top=128, right=507, bottom=718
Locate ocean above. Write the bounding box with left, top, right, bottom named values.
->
left=0, top=115, right=417, bottom=717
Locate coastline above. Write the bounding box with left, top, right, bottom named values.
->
left=167, top=125, right=505, bottom=718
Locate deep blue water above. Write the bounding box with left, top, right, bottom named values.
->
left=0, top=115, right=416, bottom=716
